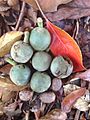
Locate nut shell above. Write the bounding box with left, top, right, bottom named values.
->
left=11, top=41, right=33, bottom=63
left=50, top=56, right=73, bottom=78
left=30, top=72, right=51, bottom=93
left=10, top=64, right=31, bottom=86
left=32, top=52, right=52, bottom=71
left=30, top=27, right=51, bottom=51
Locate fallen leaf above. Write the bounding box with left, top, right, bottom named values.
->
left=75, top=69, right=90, bottom=82
left=63, top=84, right=80, bottom=96
left=23, top=0, right=72, bottom=12
left=0, top=3, right=10, bottom=12
left=4, top=101, right=18, bottom=112
left=0, top=88, right=3, bottom=99
left=0, top=0, right=6, bottom=4
left=61, top=88, right=86, bottom=113
left=2, top=90, right=16, bottom=103
left=7, top=0, right=19, bottom=6
left=46, top=21, right=85, bottom=72
left=80, top=113, right=86, bottom=120
left=46, top=0, right=90, bottom=21
left=0, top=76, right=27, bottom=91
left=76, top=25, right=90, bottom=69
left=73, top=97, right=89, bottom=111
left=0, top=31, right=23, bottom=57
left=0, top=102, right=4, bottom=115
left=39, top=109, right=67, bottom=120
left=0, top=64, right=12, bottom=74
left=84, top=90, right=90, bottom=103
left=63, top=84, right=89, bottom=111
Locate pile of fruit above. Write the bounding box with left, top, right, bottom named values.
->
left=6, top=18, right=73, bottom=93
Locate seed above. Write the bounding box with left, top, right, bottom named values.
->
left=30, top=72, right=51, bottom=93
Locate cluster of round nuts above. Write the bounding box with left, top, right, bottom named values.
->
left=8, top=18, right=73, bottom=93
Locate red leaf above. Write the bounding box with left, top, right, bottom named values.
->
left=46, top=21, right=86, bottom=72
left=61, top=88, right=86, bottom=113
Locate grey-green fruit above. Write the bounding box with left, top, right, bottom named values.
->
left=50, top=56, right=73, bottom=78
left=32, top=52, right=52, bottom=71
left=30, top=72, right=51, bottom=93
left=29, top=27, right=51, bottom=51
left=11, top=41, right=33, bottom=63
left=10, top=64, right=31, bottom=86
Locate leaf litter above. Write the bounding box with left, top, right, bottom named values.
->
left=0, top=0, right=90, bottom=120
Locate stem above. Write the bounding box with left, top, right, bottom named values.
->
left=23, top=31, right=29, bottom=43
left=37, top=17, right=43, bottom=27
left=5, top=58, right=17, bottom=66
left=34, top=0, right=48, bottom=22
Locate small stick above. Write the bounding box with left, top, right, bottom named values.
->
left=23, top=110, right=29, bottom=120
left=25, top=111, right=30, bottom=120
left=5, top=57, right=17, bottom=66
left=74, top=110, right=80, bottom=120
left=23, top=31, right=30, bottom=43
left=34, top=0, right=48, bottom=21
left=34, top=111, right=40, bottom=120
left=72, top=20, right=80, bottom=44
left=14, top=2, right=25, bottom=31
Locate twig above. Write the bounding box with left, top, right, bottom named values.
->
left=24, top=111, right=29, bottom=120
left=74, top=110, right=80, bottom=120
left=34, top=0, right=48, bottom=21
left=88, top=82, right=90, bottom=90
left=34, top=111, right=40, bottom=120
left=75, top=20, right=79, bottom=40
left=14, top=2, right=25, bottom=31
left=72, top=20, right=80, bottom=44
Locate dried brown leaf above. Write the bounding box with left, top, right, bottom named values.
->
left=0, top=64, right=12, bottom=74
left=61, top=88, right=86, bottom=113
left=0, top=88, right=3, bottom=99
left=64, top=84, right=89, bottom=111
left=46, top=0, right=90, bottom=21
left=0, top=3, right=10, bottom=12
left=75, top=69, right=90, bottom=82
left=7, top=0, right=19, bottom=6
left=2, top=90, right=16, bottom=103
left=0, top=102, right=4, bottom=115
left=0, top=31, right=23, bottom=57
left=4, top=101, right=18, bottom=112
left=63, top=84, right=80, bottom=96
left=0, top=76, right=27, bottom=91
left=23, top=0, right=72, bottom=12
left=0, top=0, right=6, bottom=3
left=73, top=97, right=89, bottom=111
left=39, top=109, right=67, bottom=120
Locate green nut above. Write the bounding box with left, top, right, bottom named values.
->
left=29, top=27, right=51, bottom=51
left=11, top=41, right=33, bottom=63
left=32, top=52, right=52, bottom=71
left=50, top=56, right=73, bottom=78
left=30, top=72, right=51, bottom=93
left=10, top=64, right=31, bottom=86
